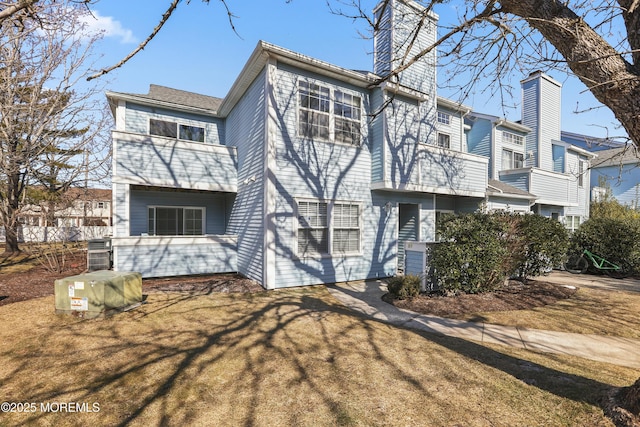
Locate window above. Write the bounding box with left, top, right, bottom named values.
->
left=179, top=124, right=205, bottom=143
left=437, top=111, right=450, bottom=125
left=148, top=206, right=204, bottom=236
left=578, top=160, right=584, bottom=187
left=150, top=119, right=177, bottom=138
left=333, top=203, right=360, bottom=253
left=437, top=133, right=451, bottom=149
left=298, top=81, right=362, bottom=145
left=149, top=119, right=205, bottom=142
left=96, top=202, right=106, bottom=209
left=503, top=131, right=524, bottom=145
left=297, top=200, right=361, bottom=256
left=565, top=215, right=581, bottom=232
left=298, top=81, right=330, bottom=140
left=502, top=149, right=524, bottom=169
left=334, top=90, right=362, bottom=145
left=297, top=201, right=328, bottom=255
left=552, top=144, right=565, bottom=173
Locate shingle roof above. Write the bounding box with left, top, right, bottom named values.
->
left=487, top=179, right=535, bottom=199
left=118, top=85, right=223, bottom=112
left=591, top=145, right=640, bottom=168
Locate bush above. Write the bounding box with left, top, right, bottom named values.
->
left=386, top=275, right=421, bottom=300
left=571, top=217, right=640, bottom=271
left=516, top=214, right=569, bottom=282
left=432, top=212, right=510, bottom=294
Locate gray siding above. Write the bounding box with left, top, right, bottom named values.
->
left=269, top=66, right=384, bottom=287
left=466, top=117, right=493, bottom=177
left=124, top=102, right=225, bottom=145
left=521, top=79, right=539, bottom=168
left=225, top=68, right=267, bottom=284
left=592, top=165, right=640, bottom=209
left=113, top=236, right=237, bottom=278
left=113, top=133, right=237, bottom=191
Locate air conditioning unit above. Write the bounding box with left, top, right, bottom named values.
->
left=87, top=238, right=112, bottom=271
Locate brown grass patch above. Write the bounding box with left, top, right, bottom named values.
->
left=0, top=287, right=637, bottom=426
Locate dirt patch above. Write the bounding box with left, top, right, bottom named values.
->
left=0, top=251, right=263, bottom=307
left=383, top=279, right=578, bottom=318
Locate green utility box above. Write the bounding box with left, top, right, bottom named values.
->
left=54, top=270, right=142, bottom=318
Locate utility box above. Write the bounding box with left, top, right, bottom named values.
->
left=54, top=270, right=142, bottom=318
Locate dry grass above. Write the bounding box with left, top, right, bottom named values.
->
left=0, top=286, right=637, bottom=426
left=456, top=286, right=640, bottom=339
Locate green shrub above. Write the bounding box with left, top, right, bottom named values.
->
left=386, top=275, right=421, bottom=300
left=571, top=217, right=640, bottom=271
left=516, top=214, right=569, bottom=282
left=432, top=212, right=509, bottom=294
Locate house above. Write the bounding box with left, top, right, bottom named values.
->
left=107, top=0, right=506, bottom=288
left=466, top=71, right=595, bottom=230
left=17, top=187, right=113, bottom=227
left=586, top=145, right=640, bottom=208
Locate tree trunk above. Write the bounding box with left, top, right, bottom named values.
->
left=500, top=0, right=640, bottom=145
left=3, top=224, right=20, bottom=254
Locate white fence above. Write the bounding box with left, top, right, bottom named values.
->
left=0, top=226, right=113, bottom=243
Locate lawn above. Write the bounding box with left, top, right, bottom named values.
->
left=0, top=285, right=637, bottom=426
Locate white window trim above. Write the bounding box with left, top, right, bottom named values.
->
left=437, top=111, right=451, bottom=125
left=437, top=132, right=451, bottom=149
left=503, top=131, right=524, bottom=146
left=147, top=205, right=206, bottom=236
left=502, top=148, right=524, bottom=170
left=295, top=198, right=363, bottom=258
left=149, top=118, right=206, bottom=143
left=297, top=79, right=364, bottom=147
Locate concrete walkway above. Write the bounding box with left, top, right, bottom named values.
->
left=327, top=271, right=640, bottom=369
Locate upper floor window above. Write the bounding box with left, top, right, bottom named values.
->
left=502, top=149, right=524, bottom=169
left=552, top=144, right=565, bottom=173
left=149, top=119, right=205, bottom=143
left=578, top=160, right=585, bottom=187
left=298, top=81, right=361, bottom=145
left=437, top=133, right=451, bottom=149
left=96, top=202, right=106, bottom=209
left=334, top=91, right=362, bottom=145
left=503, top=131, right=524, bottom=145
left=437, top=111, right=451, bottom=125
left=148, top=206, right=204, bottom=236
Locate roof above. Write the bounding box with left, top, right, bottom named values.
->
left=487, top=179, right=536, bottom=200
left=591, top=145, right=640, bottom=168
left=466, top=112, right=531, bottom=133
left=106, top=85, right=223, bottom=116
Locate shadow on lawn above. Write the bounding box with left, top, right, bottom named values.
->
left=0, top=288, right=623, bottom=426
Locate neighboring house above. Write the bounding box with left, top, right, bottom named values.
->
left=466, top=71, right=595, bottom=229
left=587, top=145, right=640, bottom=208
left=107, top=0, right=500, bottom=288
left=18, top=187, right=112, bottom=227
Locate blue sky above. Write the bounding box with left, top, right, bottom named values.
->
left=88, top=0, right=623, bottom=139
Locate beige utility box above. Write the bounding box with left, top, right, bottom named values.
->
left=54, top=270, right=142, bottom=318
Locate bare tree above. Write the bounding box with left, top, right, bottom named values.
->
left=0, top=0, right=110, bottom=253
